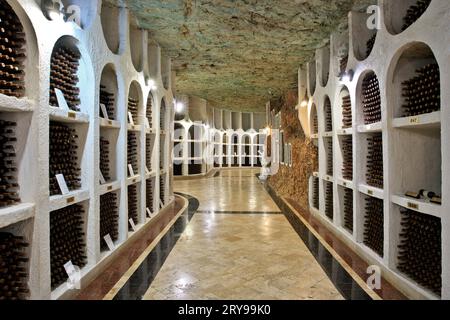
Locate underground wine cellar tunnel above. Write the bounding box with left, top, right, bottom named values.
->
left=1, top=0, right=450, bottom=303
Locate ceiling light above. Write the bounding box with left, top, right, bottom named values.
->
left=175, top=101, right=185, bottom=113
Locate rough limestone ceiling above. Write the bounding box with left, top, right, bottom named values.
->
left=109, top=0, right=374, bottom=112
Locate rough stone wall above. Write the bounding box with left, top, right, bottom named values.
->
left=268, top=90, right=318, bottom=210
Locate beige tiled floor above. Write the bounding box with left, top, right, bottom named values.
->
left=142, top=170, right=343, bottom=300
left=174, top=169, right=280, bottom=212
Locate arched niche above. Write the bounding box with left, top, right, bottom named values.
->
left=99, top=63, right=118, bottom=120
left=174, top=123, right=185, bottom=140
left=351, top=9, right=377, bottom=61
left=242, top=135, right=251, bottom=145
left=307, top=61, right=316, bottom=96
left=127, top=81, right=143, bottom=124
left=389, top=42, right=440, bottom=119
left=161, top=56, right=171, bottom=91
left=337, top=87, right=351, bottom=129
left=332, top=30, right=349, bottom=77
left=317, top=46, right=330, bottom=87
left=383, top=0, right=432, bottom=35
left=129, top=20, right=144, bottom=72
left=101, top=1, right=123, bottom=54
left=49, top=35, right=94, bottom=114
left=357, top=70, right=381, bottom=125
left=0, top=0, right=39, bottom=100
left=323, top=95, right=332, bottom=132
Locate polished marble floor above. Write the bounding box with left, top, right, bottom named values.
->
left=142, top=169, right=343, bottom=300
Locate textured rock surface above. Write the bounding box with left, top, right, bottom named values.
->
left=268, top=90, right=318, bottom=210
left=108, top=0, right=373, bottom=111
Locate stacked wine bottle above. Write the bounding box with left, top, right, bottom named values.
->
left=343, top=188, right=353, bottom=233
left=128, top=97, right=138, bottom=124
left=127, top=132, right=138, bottom=177
left=312, top=177, right=319, bottom=209
left=146, top=96, right=153, bottom=127
left=99, top=137, right=110, bottom=182
left=160, top=176, right=165, bottom=205
left=312, top=111, right=318, bottom=134
left=49, top=46, right=81, bottom=111
left=401, top=0, right=432, bottom=31
left=49, top=122, right=81, bottom=196
left=50, top=204, right=86, bottom=289
left=326, top=139, right=333, bottom=176
left=146, top=135, right=152, bottom=172
left=0, top=1, right=26, bottom=98
left=341, top=95, right=352, bottom=128
left=363, top=196, right=384, bottom=257
left=100, top=192, right=118, bottom=251
left=362, top=72, right=381, bottom=124
left=325, top=181, right=333, bottom=220
left=342, top=136, right=353, bottom=180
left=366, top=33, right=376, bottom=58
left=99, top=85, right=115, bottom=119
left=340, top=55, right=348, bottom=75
left=0, top=119, right=20, bottom=207
left=160, top=108, right=165, bottom=131
left=0, top=232, right=29, bottom=300
left=397, top=208, right=441, bottom=296
left=401, top=63, right=440, bottom=117
left=146, top=179, right=154, bottom=214
left=324, top=98, right=332, bottom=132
left=127, top=184, right=138, bottom=231
left=366, top=134, right=383, bottom=189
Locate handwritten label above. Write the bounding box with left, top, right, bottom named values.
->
left=128, top=112, right=134, bottom=125
left=99, top=171, right=106, bottom=185
left=103, top=234, right=115, bottom=251
left=55, top=88, right=70, bottom=111
left=128, top=164, right=135, bottom=177
left=56, top=174, right=70, bottom=195
left=407, top=202, right=419, bottom=210
left=100, top=103, right=109, bottom=119
left=129, top=219, right=137, bottom=231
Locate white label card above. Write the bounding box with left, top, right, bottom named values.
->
left=128, top=164, right=135, bottom=177
left=129, top=218, right=137, bottom=231
left=146, top=207, right=153, bottom=218
left=99, top=171, right=106, bottom=184
left=55, top=88, right=70, bottom=111
left=100, top=103, right=109, bottom=119
left=56, top=174, right=70, bottom=195
left=128, top=112, right=135, bottom=125
left=103, top=234, right=115, bottom=251
left=159, top=199, right=164, bottom=209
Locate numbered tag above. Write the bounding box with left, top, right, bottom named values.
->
left=129, top=218, right=137, bottom=231
left=99, top=171, right=106, bottom=184
left=100, top=103, right=109, bottom=119
left=146, top=207, right=153, bottom=218
left=64, top=260, right=81, bottom=290
left=56, top=174, right=70, bottom=195
left=103, top=234, right=115, bottom=251
left=128, top=164, right=135, bottom=177
left=128, top=112, right=135, bottom=125
left=55, top=88, right=70, bottom=111
left=409, top=116, right=420, bottom=125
